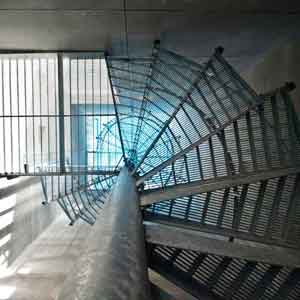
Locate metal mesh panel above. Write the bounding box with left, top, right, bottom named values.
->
left=141, top=87, right=300, bottom=191
left=145, top=173, right=300, bottom=248
left=0, top=52, right=125, bottom=223
left=133, top=45, right=261, bottom=176
left=106, top=57, right=167, bottom=164
left=0, top=54, right=59, bottom=175
left=0, top=53, right=122, bottom=176
left=149, top=243, right=300, bottom=300
left=42, top=174, right=116, bottom=224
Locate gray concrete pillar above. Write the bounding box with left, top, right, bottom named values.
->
left=57, top=167, right=152, bottom=300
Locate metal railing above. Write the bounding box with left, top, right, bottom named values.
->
left=0, top=52, right=123, bottom=176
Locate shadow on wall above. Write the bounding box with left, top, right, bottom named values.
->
left=149, top=270, right=197, bottom=300
left=0, top=177, right=61, bottom=273
left=242, top=40, right=300, bottom=114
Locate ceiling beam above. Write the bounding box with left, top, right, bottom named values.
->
left=140, top=166, right=300, bottom=206
left=145, top=222, right=300, bottom=268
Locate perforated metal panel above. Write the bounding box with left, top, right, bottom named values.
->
left=148, top=243, right=300, bottom=300
left=141, top=88, right=300, bottom=191
left=131, top=45, right=261, bottom=177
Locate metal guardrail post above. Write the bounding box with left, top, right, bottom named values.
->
left=58, top=53, right=66, bottom=173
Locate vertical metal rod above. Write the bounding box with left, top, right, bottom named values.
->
left=58, top=167, right=152, bottom=300
left=133, top=41, right=159, bottom=153
left=73, top=191, right=96, bottom=221
left=57, top=197, right=74, bottom=224
left=233, top=184, right=249, bottom=230
left=282, top=88, right=300, bottom=140
left=99, top=59, right=102, bottom=169
left=281, top=91, right=297, bottom=162
left=54, top=57, right=60, bottom=196
left=258, top=106, right=271, bottom=169
left=2, top=60, right=6, bottom=173
left=208, top=137, right=217, bottom=177
left=39, top=58, right=43, bottom=170
left=40, top=175, right=48, bottom=203
left=65, top=193, right=77, bottom=219
left=16, top=59, right=21, bottom=173
left=283, top=174, right=300, bottom=240
left=218, top=130, right=231, bottom=175
left=78, top=191, right=98, bottom=214
left=45, top=59, right=52, bottom=200
left=92, top=59, right=95, bottom=172
left=217, top=188, right=230, bottom=227
left=266, top=176, right=286, bottom=238
left=105, top=55, right=127, bottom=163
left=24, top=58, right=28, bottom=170
left=196, top=146, right=204, bottom=180
left=201, top=192, right=211, bottom=224
left=233, top=120, right=244, bottom=172
left=69, top=192, right=85, bottom=220
left=9, top=59, right=13, bottom=171
left=76, top=57, right=80, bottom=186
left=69, top=58, right=74, bottom=191
left=31, top=58, right=36, bottom=173
left=271, top=95, right=284, bottom=164
left=64, top=174, right=67, bottom=202
left=249, top=180, right=268, bottom=233
left=46, top=59, right=50, bottom=176
left=246, top=111, right=258, bottom=171
left=58, top=53, right=66, bottom=173
left=84, top=58, right=88, bottom=186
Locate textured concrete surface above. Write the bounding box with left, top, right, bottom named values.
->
left=0, top=177, right=61, bottom=267
left=0, top=212, right=195, bottom=300
left=0, top=1, right=298, bottom=72
left=243, top=41, right=300, bottom=113
left=0, top=214, right=90, bottom=300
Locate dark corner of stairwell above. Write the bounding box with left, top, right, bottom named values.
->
left=215, top=46, right=224, bottom=55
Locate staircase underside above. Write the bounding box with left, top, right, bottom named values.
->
left=0, top=43, right=299, bottom=299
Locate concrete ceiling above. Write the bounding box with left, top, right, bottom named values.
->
left=0, top=1, right=299, bottom=72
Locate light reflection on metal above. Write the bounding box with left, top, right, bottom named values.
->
left=57, top=168, right=152, bottom=300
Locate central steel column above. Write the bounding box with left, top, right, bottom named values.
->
left=57, top=167, right=152, bottom=300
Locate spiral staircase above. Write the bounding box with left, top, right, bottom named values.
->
left=1, top=40, right=300, bottom=299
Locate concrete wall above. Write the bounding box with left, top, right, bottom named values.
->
left=243, top=41, right=300, bottom=113
left=0, top=177, right=61, bottom=268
